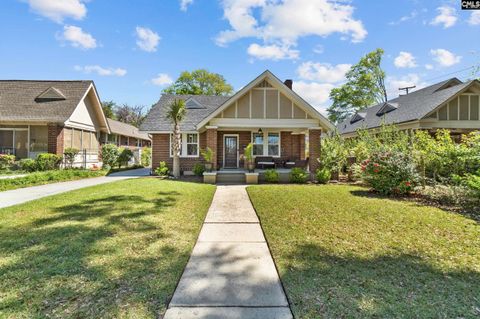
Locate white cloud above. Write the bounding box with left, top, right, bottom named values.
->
left=430, top=6, right=457, bottom=28
left=468, top=11, right=480, bottom=25
left=25, top=0, right=87, bottom=23
left=293, top=81, right=334, bottom=113
left=58, top=25, right=96, bottom=49
left=430, top=48, right=462, bottom=67
left=293, top=81, right=334, bottom=112
left=394, top=51, right=417, bottom=68
left=247, top=43, right=299, bottom=60
left=296, top=61, right=350, bottom=83
left=386, top=73, right=427, bottom=97
left=135, top=26, right=161, bottom=52
left=215, top=0, right=367, bottom=58
left=389, top=10, right=418, bottom=26
left=180, top=0, right=193, bottom=11
left=313, top=44, right=324, bottom=54
left=151, top=73, right=174, bottom=86
left=425, top=64, right=434, bottom=70
left=74, top=65, right=127, bottom=77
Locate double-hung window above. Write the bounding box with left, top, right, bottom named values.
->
left=170, top=133, right=199, bottom=157
left=251, top=131, right=280, bottom=157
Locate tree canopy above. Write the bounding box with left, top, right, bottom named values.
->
left=327, top=48, right=388, bottom=124
left=101, top=101, right=116, bottom=120
left=163, top=69, right=234, bottom=96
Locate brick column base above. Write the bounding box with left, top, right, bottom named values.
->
left=308, top=128, right=322, bottom=174
left=47, top=123, right=64, bottom=156
left=206, top=127, right=218, bottom=170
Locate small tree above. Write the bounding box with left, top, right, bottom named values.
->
left=201, top=147, right=214, bottom=171
left=141, top=147, right=152, bottom=167
left=101, top=144, right=119, bottom=170
left=64, top=147, right=79, bottom=168
left=166, top=99, right=186, bottom=178
left=117, top=148, right=133, bottom=168
left=244, top=143, right=254, bottom=172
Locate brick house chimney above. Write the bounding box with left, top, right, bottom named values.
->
left=284, top=79, right=293, bottom=90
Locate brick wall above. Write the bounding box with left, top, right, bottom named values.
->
left=308, top=128, right=322, bottom=173
left=47, top=123, right=64, bottom=155
left=206, top=128, right=217, bottom=170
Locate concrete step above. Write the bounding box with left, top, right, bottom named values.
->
left=216, top=173, right=245, bottom=184
left=164, top=307, right=293, bottom=319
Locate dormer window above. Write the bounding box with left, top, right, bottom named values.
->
left=185, top=98, right=204, bottom=109
left=35, top=87, right=66, bottom=102
left=376, top=102, right=397, bottom=116
left=350, top=112, right=365, bottom=124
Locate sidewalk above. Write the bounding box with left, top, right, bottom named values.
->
left=164, top=185, right=292, bottom=319
left=0, top=168, right=150, bottom=209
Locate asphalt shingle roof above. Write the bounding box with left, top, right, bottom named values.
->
left=337, top=78, right=473, bottom=134
left=140, top=94, right=230, bottom=132
left=0, top=80, right=93, bottom=123
left=107, top=118, right=150, bottom=140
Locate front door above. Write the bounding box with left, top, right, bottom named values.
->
left=224, top=136, right=238, bottom=168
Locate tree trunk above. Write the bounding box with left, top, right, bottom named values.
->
left=172, top=123, right=181, bottom=178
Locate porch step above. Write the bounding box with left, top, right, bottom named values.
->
left=216, top=172, right=246, bottom=184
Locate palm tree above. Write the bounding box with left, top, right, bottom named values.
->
left=166, top=99, right=186, bottom=178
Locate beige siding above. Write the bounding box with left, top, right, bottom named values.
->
left=459, top=96, right=469, bottom=120
left=266, top=90, right=278, bottom=119
left=438, top=104, right=447, bottom=120
left=251, top=90, right=264, bottom=118
left=237, top=93, right=249, bottom=118
left=279, top=93, right=292, bottom=118
left=293, top=104, right=306, bottom=119
left=449, top=98, right=458, bottom=120
left=471, top=95, right=479, bottom=120
left=223, top=102, right=236, bottom=118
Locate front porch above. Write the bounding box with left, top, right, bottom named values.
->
left=208, top=168, right=294, bottom=184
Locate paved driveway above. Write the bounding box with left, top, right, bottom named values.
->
left=0, top=168, right=150, bottom=209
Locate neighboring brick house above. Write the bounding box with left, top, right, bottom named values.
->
left=0, top=80, right=110, bottom=167
left=102, top=118, right=151, bottom=148
left=337, top=78, right=480, bottom=139
left=140, top=70, right=334, bottom=175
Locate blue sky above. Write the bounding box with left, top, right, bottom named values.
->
left=1, top=0, right=479, bottom=113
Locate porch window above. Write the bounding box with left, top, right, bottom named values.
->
left=29, top=126, right=48, bottom=152
left=252, top=133, right=264, bottom=155
left=268, top=133, right=280, bottom=156
left=170, top=133, right=199, bottom=157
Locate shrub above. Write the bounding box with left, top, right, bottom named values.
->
left=155, top=161, right=169, bottom=176
left=461, top=171, right=480, bottom=198
left=0, top=154, right=15, bottom=170
left=290, top=167, right=308, bottom=184
left=361, top=150, right=419, bottom=195
left=18, top=158, right=37, bottom=172
left=193, top=163, right=205, bottom=176
left=200, top=147, right=214, bottom=163
left=63, top=147, right=79, bottom=168
left=101, top=144, right=119, bottom=169
left=315, top=167, right=331, bottom=184
left=264, top=169, right=279, bottom=183
left=117, top=148, right=133, bottom=168
left=36, top=153, right=62, bottom=171
left=141, top=147, right=152, bottom=167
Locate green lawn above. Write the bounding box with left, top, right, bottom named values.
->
left=247, top=185, right=480, bottom=318
left=0, top=179, right=215, bottom=318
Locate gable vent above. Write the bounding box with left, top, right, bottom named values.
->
left=376, top=102, right=397, bottom=116
left=350, top=112, right=366, bottom=124
left=185, top=98, right=204, bottom=109
left=35, top=87, right=66, bottom=102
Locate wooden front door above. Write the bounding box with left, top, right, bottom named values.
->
left=224, top=136, right=238, bottom=168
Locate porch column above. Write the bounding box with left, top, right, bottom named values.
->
left=299, top=134, right=306, bottom=160
left=47, top=123, right=64, bottom=156
left=206, top=126, right=218, bottom=170
left=308, top=128, right=322, bottom=174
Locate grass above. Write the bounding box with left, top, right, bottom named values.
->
left=247, top=184, right=480, bottom=318
left=0, top=169, right=107, bottom=192
left=0, top=178, right=215, bottom=318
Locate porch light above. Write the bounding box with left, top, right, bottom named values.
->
left=258, top=128, right=263, bottom=134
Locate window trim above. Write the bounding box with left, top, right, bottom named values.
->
left=250, top=130, right=281, bottom=158
left=169, top=132, right=199, bottom=158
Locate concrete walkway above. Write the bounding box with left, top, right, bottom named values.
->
left=0, top=168, right=150, bottom=209
left=164, top=185, right=293, bottom=319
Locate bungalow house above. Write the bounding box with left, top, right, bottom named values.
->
left=0, top=80, right=109, bottom=167
left=103, top=118, right=151, bottom=148
left=141, top=70, right=334, bottom=178
left=337, top=78, right=480, bottom=139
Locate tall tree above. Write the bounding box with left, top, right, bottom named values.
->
left=166, top=99, right=186, bottom=178
left=101, top=100, right=117, bottom=119
left=327, top=48, right=388, bottom=123
left=115, top=104, right=146, bottom=127
left=163, top=69, right=234, bottom=96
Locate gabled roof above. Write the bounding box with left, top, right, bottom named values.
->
left=196, top=70, right=334, bottom=131
left=337, top=78, right=478, bottom=134
left=376, top=102, right=397, bottom=116
left=0, top=80, right=94, bottom=123
left=140, top=94, right=230, bottom=132
left=107, top=118, right=150, bottom=140
left=185, top=97, right=205, bottom=109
